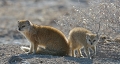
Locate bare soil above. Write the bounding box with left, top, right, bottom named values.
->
left=0, top=42, right=120, bottom=64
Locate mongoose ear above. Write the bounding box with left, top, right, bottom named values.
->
left=26, top=20, right=33, bottom=26
left=26, top=20, right=29, bottom=23
left=86, top=33, right=90, bottom=39
left=96, top=34, right=99, bottom=39
left=26, top=20, right=29, bottom=22
left=26, top=20, right=30, bottom=24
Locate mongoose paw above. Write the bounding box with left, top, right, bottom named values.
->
left=32, top=52, right=36, bottom=55
left=80, top=55, right=84, bottom=58
left=26, top=51, right=32, bottom=54
left=91, top=55, right=96, bottom=59
left=95, top=53, right=96, bottom=56
left=87, top=56, right=92, bottom=59
left=89, top=57, right=92, bottom=59
left=89, top=56, right=95, bottom=59
left=77, top=55, right=84, bottom=58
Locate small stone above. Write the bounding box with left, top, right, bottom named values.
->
left=40, top=61, right=43, bottom=63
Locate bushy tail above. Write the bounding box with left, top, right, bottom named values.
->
left=67, top=39, right=72, bottom=56
left=20, top=46, right=30, bottom=52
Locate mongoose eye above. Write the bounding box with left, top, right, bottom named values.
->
left=93, top=40, right=96, bottom=42
left=22, top=25, right=25, bottom=28
left=89, top=39, right=91, bottom=42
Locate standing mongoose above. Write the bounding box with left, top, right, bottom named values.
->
left=68, top=27, right=99, bottom=59
left=18, top=20, right=70, bottom=56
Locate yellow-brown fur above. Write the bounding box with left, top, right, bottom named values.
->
left=99, top=35, right=114, bottom=43
left=18, top=20, right=70, bottom=56
left=99, top=35, right=108, bottom=43
left=114, top=37, right=120, bottom=43
left=68, top=27, right=99, bottom=59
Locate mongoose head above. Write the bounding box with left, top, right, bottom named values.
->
left=101, top=35, right=107, bottom=40
left=18, top=20, right=32, bottom=32
left=114, top=37, right=120, bottom=43
left=99, top=35, right=107, bottom=42
left=86, top=33, right=99, bottom=46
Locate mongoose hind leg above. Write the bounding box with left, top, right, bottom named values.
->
left=72, top=49, right=76, bottom=57
left=91, top=46, right=96, bottom=55
left=84, top=47, right=91, bottom=59
left=78, top=49, right=84, bottom=58
left=33, top=44, right=38, bottom=54
left=27, top=43, right=33, bottom=54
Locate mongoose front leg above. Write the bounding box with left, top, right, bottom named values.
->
left=27, top=43, right=33, bottom=54
left=33, top=44, right=38, bottom=54
left=72, top=49, right=76, bottom=57
left=91, top=46, right=96, bottom=55
left=94, top=46, right=96, bottom=55
left=84, top=47, right=91, bottom=59
left=78, top=49, right=84, bottom=57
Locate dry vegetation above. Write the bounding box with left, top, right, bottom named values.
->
left=56, top=0, right=120, bottom=39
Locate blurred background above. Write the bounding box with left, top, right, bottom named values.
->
left=0, top=0, right=119, bottom=44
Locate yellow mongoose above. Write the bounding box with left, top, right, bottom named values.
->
left=18, top=20, right=70, bottom=56
left=99, top=35, right=113, bottom=43
left=114, top=37, right=120, bottom=43
left=68, top=27, right=99, bottom=59
left=99, top=35, right=108, bottom=43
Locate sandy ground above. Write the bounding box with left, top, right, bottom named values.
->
left=0, top=42, right=120, bottom=64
